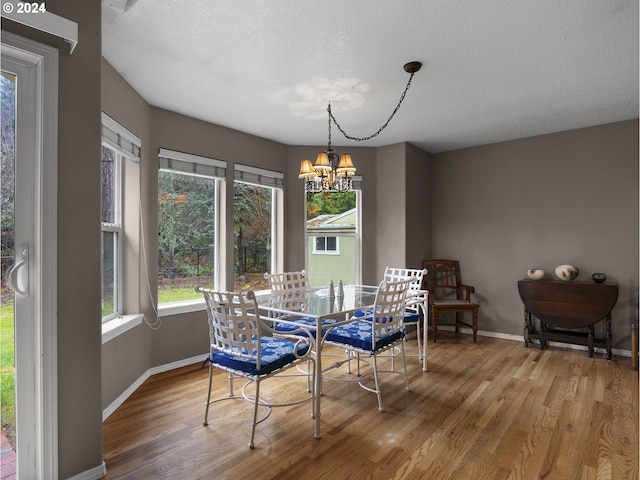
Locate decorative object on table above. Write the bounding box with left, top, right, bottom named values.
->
left=527, top=269, right=545, bottom=280
left=299, top=61, right=422, bottom=193
left=555, top=264, right=579, bottom=281
left=591, top=273, right=607, bottom=283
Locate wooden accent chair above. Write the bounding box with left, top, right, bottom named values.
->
left=421, top=259, right=479, bottom=343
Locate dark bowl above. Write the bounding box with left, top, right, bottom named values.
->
left=592, top=273, right=607, bottom=283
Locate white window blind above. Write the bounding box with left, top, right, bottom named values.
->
left=158, top=148, right=226, bottom=179
left=234, top=164, right=284, bottom=188
left=102, top=113, right=141, bottom=161
left=351, top=175, right=363, bottom=190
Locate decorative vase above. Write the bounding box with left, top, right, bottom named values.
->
left=527, top=269, right=544, bottom=280
left=555, top=264, right=579, bottom=281
left=592, top=273, right=607, bottom=283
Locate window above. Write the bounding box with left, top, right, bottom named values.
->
left=305, top=179, right=361, bottom=287
left=233, top=164, right=283, bottom=291
left=101, top=144, right=121, bottom=319
left=314, top=236, right=339, bottom=254
left=101, top=113, right=140, bottom=322
left=158, top=149, right=225, bottom=305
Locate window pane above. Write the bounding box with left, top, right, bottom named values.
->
left=101, top=145, right=116, bottom=224
left=306, top=191, right=358, bottom=286
left=233, top=182, right=271, bottom=291
left=101, top=230, right=117, bottom=317
left=158, top=170, right=216, bottom=303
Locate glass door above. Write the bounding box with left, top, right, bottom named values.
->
left=0, top=70, right=18, bottom=479
left=1, top=34, right=58, bottom=479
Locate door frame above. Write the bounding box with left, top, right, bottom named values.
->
left=1, top=31, right=58, bottom=479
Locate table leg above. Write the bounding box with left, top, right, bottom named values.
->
left=605, top=314, right=612, bottom=361
left=422, top=297, right=428, bottom=371
left=314, top=318, right=322, bottom=439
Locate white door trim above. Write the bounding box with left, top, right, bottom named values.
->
left=1, top=31, right=58, bottom=479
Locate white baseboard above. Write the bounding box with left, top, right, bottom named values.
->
left=102, top=353, right=208, bottom=421
left=439, top=325, right=632, bottom=358
left=66, top=461, right=106, bottom=480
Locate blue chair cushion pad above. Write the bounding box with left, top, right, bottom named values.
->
left=403, top=312, right=420, bottom=323
left=325, top=320, right=404, bottom=353
left=274, top=317, right=340, bottom=337
left=356, top=308, right=420, bottom=324
left=211, top=336, right=309, bottom=376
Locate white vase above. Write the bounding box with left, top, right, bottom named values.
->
left=527, top=269, right=544, bottom=280
left=555, top=264, right=579, bottom=281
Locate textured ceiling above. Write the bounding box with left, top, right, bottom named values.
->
left=102, top=0, right=638, bottom=153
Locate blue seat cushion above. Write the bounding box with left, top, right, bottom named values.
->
left=211, top=336, right=309, bottom=376
left=357, top=308, right=419, bottom=324
left=325, top=320, right=404, bottom=353
left=403, top=312, right=420, bottom=323
left=274, top=317, right=339, bottom=337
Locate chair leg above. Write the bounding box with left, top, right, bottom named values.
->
left=371, top=354, right=384, bottom=412
left=203, top=362, right=214, bottom=426
left=400, top=341, right=410, bottom=392
left=227, top=371, right=235, bottom=397
left=432, top=308, right=439, bottom=343
left=249, top=378, right=261, bottom=449
left=472, top=307, right=478, bottom=343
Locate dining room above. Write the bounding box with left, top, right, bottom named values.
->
left=0, top=1, right=637, bottom=478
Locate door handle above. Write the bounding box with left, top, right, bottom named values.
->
left=6, top=246, right=28, bottom=296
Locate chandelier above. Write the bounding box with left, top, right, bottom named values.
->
left=299, top=61, right=422, bottom=193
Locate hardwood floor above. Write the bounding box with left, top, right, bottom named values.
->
left=102, top=335, right=639, bottom=479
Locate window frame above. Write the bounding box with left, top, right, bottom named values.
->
left=305, top=181, right=362, bottom=286
left=157, top=149, right=226, bottom=312
left=313, top=235, right=340, bottom=255
left=101, top=113, right=141, bottom=324
left=233, top=164, right=284, bottom=291
left=101, top=142, right=124, bottom=322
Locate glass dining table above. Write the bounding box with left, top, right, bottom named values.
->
left=255, top=283, right=428, bottom=439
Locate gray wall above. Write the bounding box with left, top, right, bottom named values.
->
left=101, top=59, right=155, bottom=415
left=431, top=120, right=639, bottom=349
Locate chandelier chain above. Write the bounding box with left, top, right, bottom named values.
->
left=328, top=71, right=417, bottom=143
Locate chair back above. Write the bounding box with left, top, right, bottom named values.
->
left=264, top=270, right=308, bottom=313
left=384, top=266, right=427, bottom=295
left=201, top=289, right=263, bottom=367
left=264, top=270, right=308, bottom=292
left=421, top=259, right=464, bottom=300
left=371, top=278, right=412, bottom=343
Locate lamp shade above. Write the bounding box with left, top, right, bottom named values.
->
left=336, top=154, right=356, bottom=177
left=298, top=159, right=315, bottom=179
left=314, top=152, right=332, bottom=174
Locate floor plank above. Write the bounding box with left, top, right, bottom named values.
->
left=103, top=335, right=639, bottom=480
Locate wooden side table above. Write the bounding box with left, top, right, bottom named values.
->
left=517, top=279, right=618, bottom=359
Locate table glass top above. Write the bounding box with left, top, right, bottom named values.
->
left=256, top=284, right=379, bottom=318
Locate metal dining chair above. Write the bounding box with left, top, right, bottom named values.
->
left=196, top=287, right=315, bottom=448
left=323, top=278, right=412, bottom=412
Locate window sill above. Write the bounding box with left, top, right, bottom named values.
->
left=102, top=314, right=144, bottom=344
left=158, top=298, right=206, bottom=317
